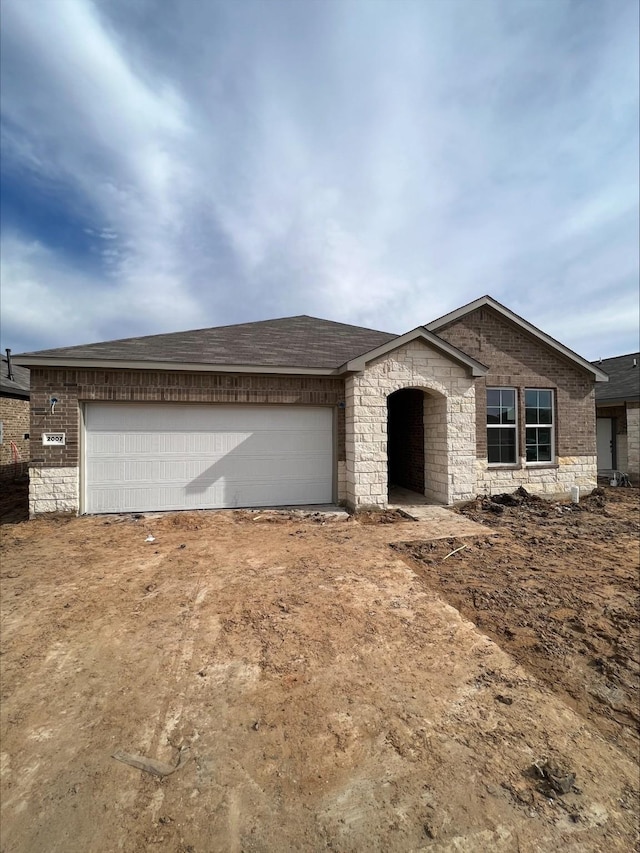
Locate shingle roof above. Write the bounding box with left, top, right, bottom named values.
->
left=0, top=355, right=30, bottom=398
left=593, top=353, right=640, bottom=402
left=15, top=316, right=397, bottom=370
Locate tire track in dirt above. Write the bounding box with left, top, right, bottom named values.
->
left=123, top=575, right=214, bottom=845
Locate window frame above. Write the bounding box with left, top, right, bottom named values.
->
left=486, top=387, right=518, bottom=466
left=524, top=388, right=555, bottom=465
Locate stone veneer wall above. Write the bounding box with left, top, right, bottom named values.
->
left=30, top=467, right=79, bottom=515
left=28, top=368, right=346, bottom=516
left=345, top=340, right=476, bottom=509
left=475, top=456, right=597, bottom=496
left=627, top=402, right=640, bottom=484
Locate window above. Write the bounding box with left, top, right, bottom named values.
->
left=487, top=388, right=517, bottom=464
left=525, top=389, right=554, bottom=463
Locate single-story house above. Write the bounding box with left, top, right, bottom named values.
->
left=0, top=351, right=30, bottom=481
left=592, top=352, right=639, bottom=484
left=14, top=295, right=608, bottom=517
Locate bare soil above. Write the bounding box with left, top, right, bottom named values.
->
left=394, top=486, right=640, bottom=760
left=1, top=491, right=638, bottom=852
left=0, top=478, right=28, bottom=525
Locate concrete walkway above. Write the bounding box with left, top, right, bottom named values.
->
left=388, top=486, right=493, bottom=537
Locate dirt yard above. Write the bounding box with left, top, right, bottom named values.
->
left=1, top=489, right=639, bottom=852
left=395, top=486, right=640, bottom=761
left=0, top=478, right=28, bottom=525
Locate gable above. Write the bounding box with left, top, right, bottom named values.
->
left=427, top=295, right=607, bottom=382
left=434, top=306, right=597, bottom=386
left=339, top=326, right=488, bottom=376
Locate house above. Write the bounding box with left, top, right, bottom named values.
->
left=14, top=296, right=607, bottom=517
left=0, top=351, right=31, bottom=480
left=592, top=352, right=640, bottom=484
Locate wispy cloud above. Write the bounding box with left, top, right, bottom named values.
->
left=1, top=0, right=638, bottom=358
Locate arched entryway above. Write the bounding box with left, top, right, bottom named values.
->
left=386, top=385, right=449, bottom=504
left=387, top=388, right=425, bottom=494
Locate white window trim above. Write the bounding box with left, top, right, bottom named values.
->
left=487, top=387, right=518, bottom=466
left=524, top=388, right=555, bottom=465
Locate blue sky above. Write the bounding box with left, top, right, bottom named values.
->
left=1, top=0, right=638, bottom=359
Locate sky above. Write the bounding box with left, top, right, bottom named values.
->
left=1, top=0, right=638, bottom=360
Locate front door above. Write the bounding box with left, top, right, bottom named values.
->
left=596, top=417, right=614, bottom=470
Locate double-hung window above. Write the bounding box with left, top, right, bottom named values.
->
left=525, top=389, right=554, bottom=463
left=487, top=388, right=517, bottom=464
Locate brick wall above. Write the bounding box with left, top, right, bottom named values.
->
left=436, top=307, right=597, bottom=458
left=28, top=368, right=347, bottom=469
left=0, top=396, right=30, bottom=480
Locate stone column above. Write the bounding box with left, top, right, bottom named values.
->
left=626, top=402, right=639, bottom=484
left=345, top=375, right=388, bottom=509
left=446, top=390, right=477, bottom=502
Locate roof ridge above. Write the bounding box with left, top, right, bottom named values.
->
left=15, top=314, right=395, bottom=358
left=16, top=315, right=315, bottom=354
left=13, top=314, right=398, bottom=370
left=592, top=352, right=640, bottom=362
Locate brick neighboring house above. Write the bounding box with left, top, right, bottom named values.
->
left=592, top=352, right=640, bottom=484
left=0, top=352, right=30, bottom=480
left=14, top=296, right=607, bottom=517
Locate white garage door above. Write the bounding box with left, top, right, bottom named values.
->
left=84, top=403, right=333, bottom=514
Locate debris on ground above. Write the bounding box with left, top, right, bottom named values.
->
left=112, top=746, right=190, bottom=778
left=393, top=485, right=640, bottom=757
left=355, top=508, right=412, bottom=524
left=1, top=485, right=638, bottom=851
left=532, top=759, right=577, bottom=796
left=233, top=508, right=348, bottom=524
left=460, top=485, right=612, bottom=517
left=442, top=543, right=467, bottom=561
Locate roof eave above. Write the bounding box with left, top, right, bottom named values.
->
left=338, top=327, right=489, bottom=375
left=596, top=395, right=640, bottom=405
left=426, top=296, right=609, bottom=382
left=0, top=388, right=30, bottom=399
left=11, top=356, right=341, bottom=376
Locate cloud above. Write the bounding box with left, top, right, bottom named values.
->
left=0, top=0, right=638, bottom=358
left=0, top=233, right=205, bottom=352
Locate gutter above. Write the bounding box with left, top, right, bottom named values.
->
left=11, top=356, right=342, bottom=377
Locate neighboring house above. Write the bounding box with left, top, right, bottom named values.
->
left=14, top=295, right=607, bottom=517
left=592, top=352, right=640, bottom=484
left=0, top=351, right=31, bottom=480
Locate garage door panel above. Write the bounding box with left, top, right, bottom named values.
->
left=89, top=430, right=331, bottom=458
left=86, top=404, right=327, bottom=432
left=87, top=478, right=333, bottom=513
left=84, top=404, right=334, bottom=513
left=88, top=455, right=331, bottom=488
